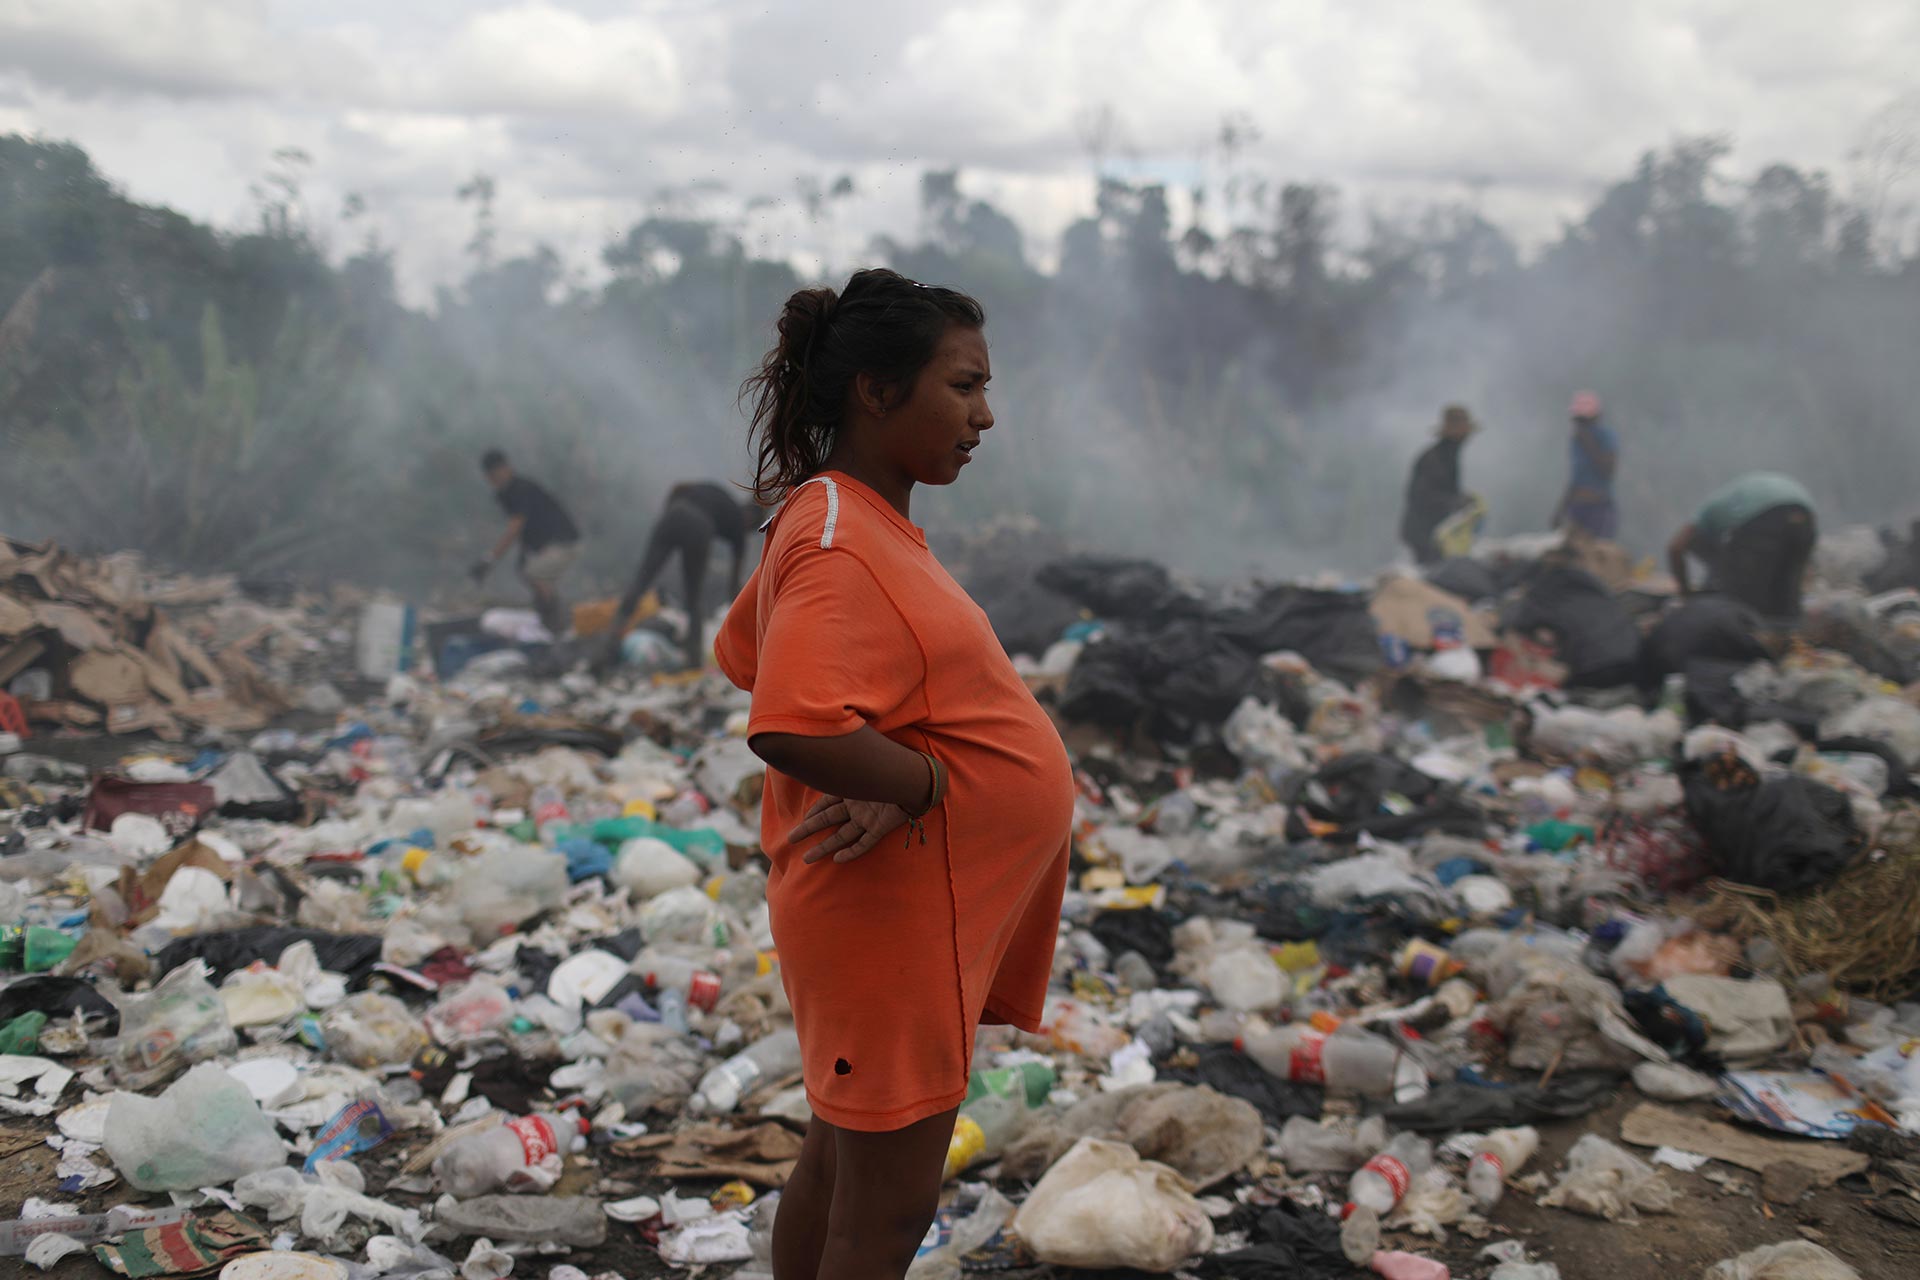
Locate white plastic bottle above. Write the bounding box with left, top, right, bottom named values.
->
left=690, top=1028, right=803, bottom=1115
left=1346, top=1132, right=1433, bottom=1215
left=433, top=1111, right=588, bottom=1197
left=1238, top=1025, right=1404, bottom=1098
left=1467, top=1125, right=1539, bottom=1210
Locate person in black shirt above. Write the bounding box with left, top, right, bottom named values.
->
left=599, top=480, right=759, bottom=672
left=473, top=449, right=582, bottom=637
left=1401, top=405, right=1477, bottom=565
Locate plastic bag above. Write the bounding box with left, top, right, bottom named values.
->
left=449, top=846, right=569, bottom=938
left=613, top=838, right=702, bottom=900
left=320, top=992, right=429, bottom=1068
left=425, top=976, right=516, bottom=1046
left=604, top=1022, right=710, bottom=1116
left=1205, top=947, right=1285, bottom=1013
left=107, top=960, right=237, bottom=1089
left=1277, top=1114, right=1388, bottom=1173
left=1539, top=1134, right=1676, bottom=1222
left=1010, top=1137, right=1212, bottom=1272
left=1821, top=696, right=1920, bottom=769
left=1661, top=975, right=1793, bottom=1066
left=1704, top=1241, right=1862, bottom=1280
left=104, top=1062, right=287, bottom=1190
left=640, top=886, right=736, bottom=948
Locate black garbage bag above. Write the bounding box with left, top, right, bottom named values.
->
left=0, top=975, right=119, bottom=1032
left=1424, top=556, right=1501, bottom=603
left=1159, top=1043, right=1324, bottom=1126
left=1059, top=619, right=1264, bottom=735
left=1282, top=753, right=1486, bottom=843
left=939, top=525, right=1081, bottom=656
left=1197, top=1200, right=1357, bottom=1278
left=1680, top=756, right=1863, bottom=891
left=154, top=928, right=384, bottom=985
left=1057, top=634, right=1154, bottom=729
left=1379, top=1072, right=1620, bottom=1131
left=1639, top=597, right=1770, bottom=695
left=1504, top=565, right=1640, bottom=689
left=1148, top=620, right=1266, bottom=726
left=1211, top=586, right=1381, bottom=686
left=1036, top=556, right=1200, bottom=622
left=1089, top=907, right=1175, bottom=968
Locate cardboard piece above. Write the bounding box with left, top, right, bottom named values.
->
left=1370, top=574, right=1498, bottom=649
left=1619, top=1102, right=1869, bottom=1183
left=613, top=1121, right=804, bottom=1187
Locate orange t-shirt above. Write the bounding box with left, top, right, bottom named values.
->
left=715, top=473, right=1073, bottom=1131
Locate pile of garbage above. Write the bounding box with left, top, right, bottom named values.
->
left=0, top=526, right=1918, bottom=1280
left=0, top=538, right=351, bottom=742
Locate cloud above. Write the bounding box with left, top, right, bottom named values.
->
left=407, top=2, right=685, bottom=120
left=0, top=0, right=346, bottom=99
left=2, top=0, right=1912, bottom=304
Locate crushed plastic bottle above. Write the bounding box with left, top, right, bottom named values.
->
left=689, top=1027, right=802, bottom=1115
left=433, top=1111, right=589, bottom=1197
left=1239, top=1024, right=1406, bottom=1098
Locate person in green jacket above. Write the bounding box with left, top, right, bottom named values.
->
left=1667, top=471, right=1818, bottom=620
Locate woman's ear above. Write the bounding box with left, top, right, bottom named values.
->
left=853, top=371, right=894, bottom=419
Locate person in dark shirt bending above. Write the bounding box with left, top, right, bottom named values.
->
left=599, top=481, right=759, bottom=671
left=473, top=449, right=581, bottom=638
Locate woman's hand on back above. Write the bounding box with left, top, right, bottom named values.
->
left=789, top=795, right=912, bottom=864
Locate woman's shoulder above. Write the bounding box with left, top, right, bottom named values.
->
left=765, top=475, right=896, bottom=562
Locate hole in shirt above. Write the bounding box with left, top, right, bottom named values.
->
left=834, top=1058, right=852, bottom=1076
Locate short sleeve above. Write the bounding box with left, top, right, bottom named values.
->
left=747, top=546, right=927, bottom=738
left=714, top=569, right=760, bottom=691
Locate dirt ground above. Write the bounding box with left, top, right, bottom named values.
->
left=8, top=1087, right=1918, bottom=1280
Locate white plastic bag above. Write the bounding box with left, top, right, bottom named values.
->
left=107, top=960, right=238, bottom=1089
left=1662, top=975, right=1793, bottom=1066
left=613, top=837, right=702, bottom=900
left=1204, top=948, right=1285, bottom=1013
left=1010, top=1137, right=1212, bottom=1272
left=104, top=1063, right=287, bottom=1190
left=1705, top=1241, right=1862, bottom=1280
left=640, top=886, right=736, bottom=947
left=320, top=992, right=430, bottom=1068
left=1539, top=1134, right=1676, bottom=1223
left=449, top=846, right=569, bottom=938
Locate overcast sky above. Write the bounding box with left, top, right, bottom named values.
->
left=2, top=0, right=1915, bottom=304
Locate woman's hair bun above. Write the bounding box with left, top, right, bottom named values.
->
left=776, top=287, right=838, bottom=369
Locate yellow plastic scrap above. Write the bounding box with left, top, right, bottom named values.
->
left=711, top=1180, right=755, bottom=1209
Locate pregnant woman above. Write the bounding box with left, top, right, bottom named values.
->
left=716, top=268, right=1073, bottom=1280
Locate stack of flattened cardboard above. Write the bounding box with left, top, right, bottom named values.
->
left=0, top=537, right=295, bottom=739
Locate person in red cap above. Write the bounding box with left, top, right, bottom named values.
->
left=1552, top=391, right=1618, bottom=539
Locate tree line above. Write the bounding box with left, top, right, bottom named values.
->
left=2, top=127, right=1916, bottom=591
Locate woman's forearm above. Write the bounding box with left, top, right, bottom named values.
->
left=750, top=726, right=934, bottom=810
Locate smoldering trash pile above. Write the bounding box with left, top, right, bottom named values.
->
left=1, top=528, right=1919, bottom=1280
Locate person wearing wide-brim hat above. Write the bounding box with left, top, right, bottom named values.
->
left=1401, top=405, right=1478, bottom=564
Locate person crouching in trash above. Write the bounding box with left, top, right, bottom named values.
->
left=714, top=269, right=1073, bottom=1280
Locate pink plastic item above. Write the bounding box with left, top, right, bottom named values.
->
left=1370, top=1251, right=1450, bottom=1280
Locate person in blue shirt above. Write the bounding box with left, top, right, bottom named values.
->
left=1552, top=391, right=1618, bottom=539
left=1667, top=471, right=1818, bottom=621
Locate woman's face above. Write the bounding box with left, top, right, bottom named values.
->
left=881, top=325, right=994, bottom=487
